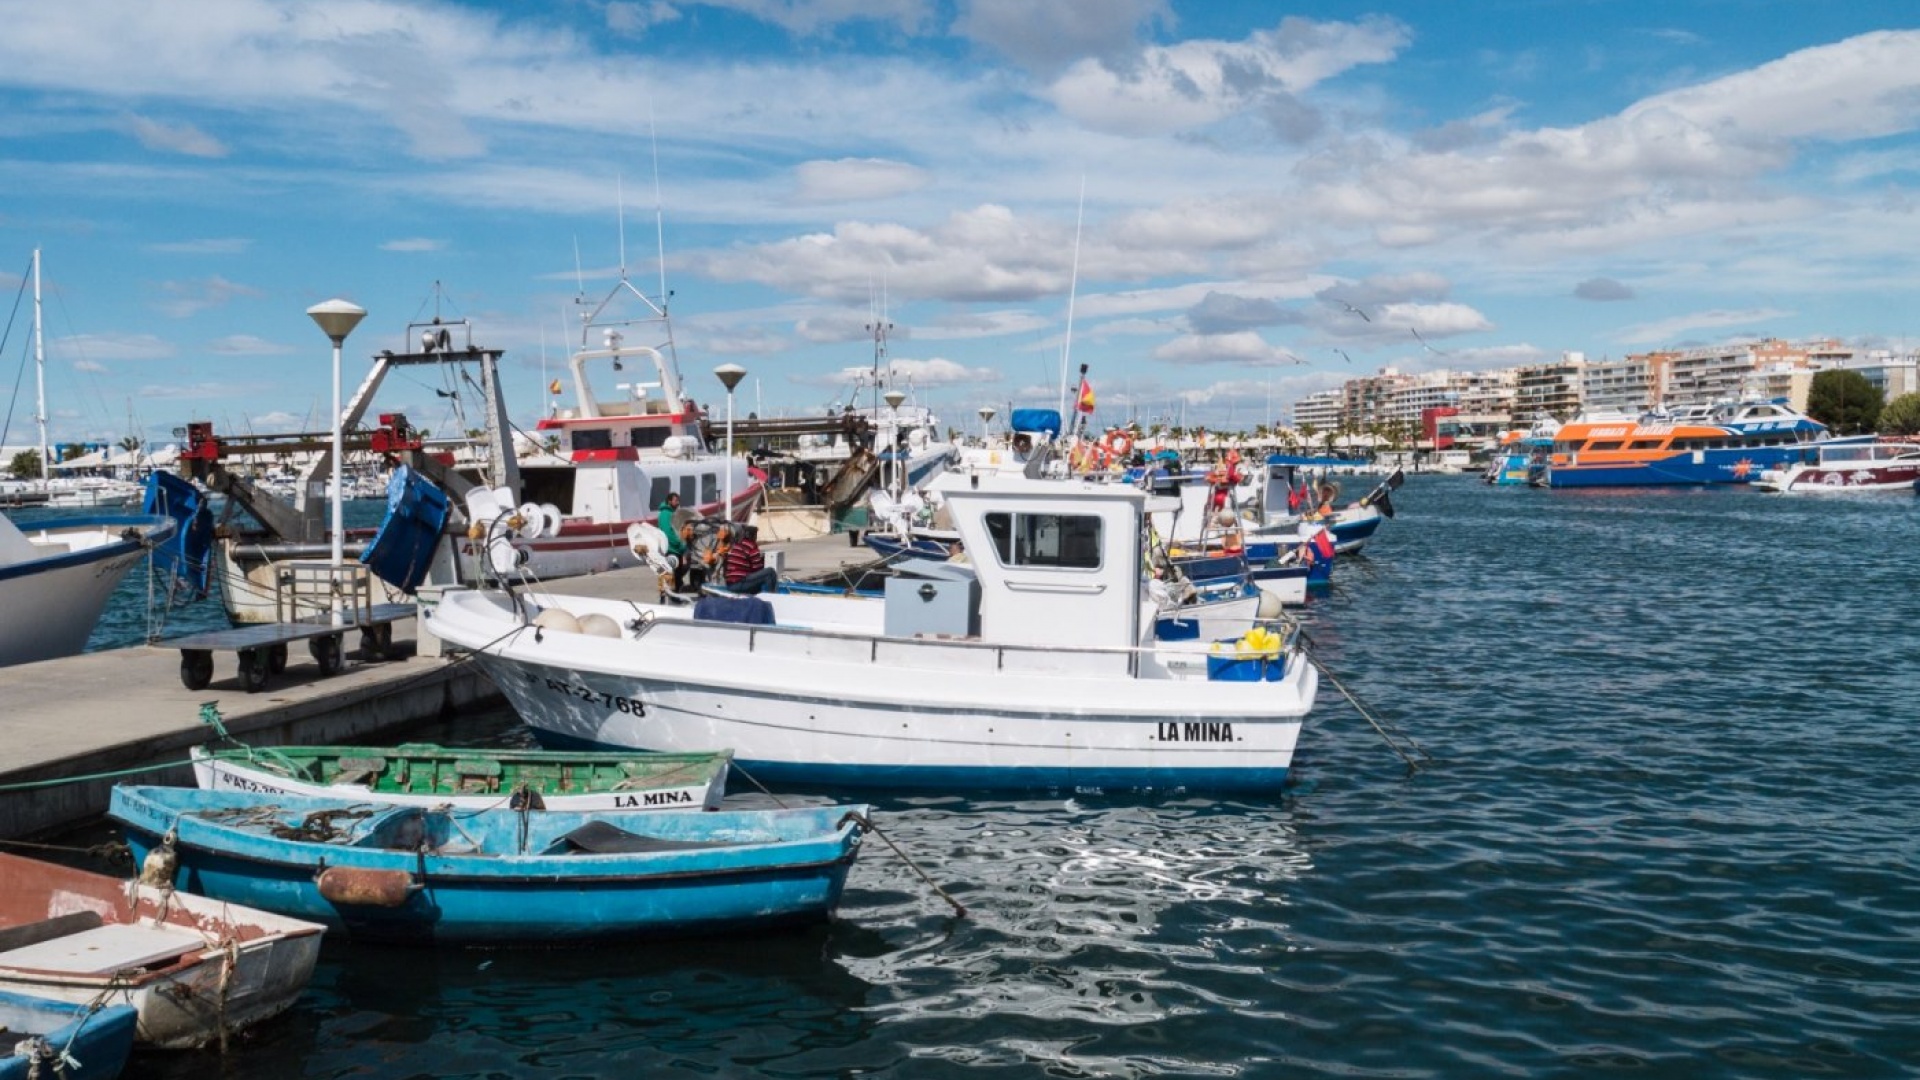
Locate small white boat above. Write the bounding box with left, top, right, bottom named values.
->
left=1753, top=435, right=1920, bottom=493
left=427, top=472, right=1318, bottom=793
left=0, top=852, right=323, bottom=1050
left=0, top=512, right=176, bottom=668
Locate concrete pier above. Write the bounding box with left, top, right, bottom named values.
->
left=0, top=532, right=881, bottom=840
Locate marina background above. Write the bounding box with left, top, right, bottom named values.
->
left=38, top=474, right=1918, bottom=1078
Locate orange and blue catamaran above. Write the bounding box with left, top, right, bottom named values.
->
left=1546, top=399, right=1828, bottom=488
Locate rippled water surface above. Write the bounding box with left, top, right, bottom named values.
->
left=79, top=479, right=1920, bottom=1078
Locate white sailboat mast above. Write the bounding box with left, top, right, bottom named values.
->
left=32, top=247, right=48, bottom=481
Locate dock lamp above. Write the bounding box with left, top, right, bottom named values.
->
left=714, top=364, right=747, bottom=518
left=884, top=389, right=907, bottom=494
left=307, top=298, right=366, bottom=625
left=978, top=405, right=996, bottom=445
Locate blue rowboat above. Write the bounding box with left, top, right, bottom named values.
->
left=110, top=786, right=869, bottom=946
left=0, top=988, right=136, bottom=1080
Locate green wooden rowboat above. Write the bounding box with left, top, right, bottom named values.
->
left=189, top=743, right=731, bottom=812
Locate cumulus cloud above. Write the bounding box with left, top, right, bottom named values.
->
left=695, top=0, right=933, bottom=35
left=793, top=158, right=930, bottom=203
left=1152, top=330, right=1304, bottom=367
left=689, top=204, right=1080, bottom=304
left=123, top=114, right=226, bottom=157
left=1574, top=277, right=1635, bottom=301
left=953, top=0, right=1171, bottom=74
left=1185, top=291, right=1301, bottom=334
left=816, top=356, right=998, bottom=387
left=72, top=359, right=109, bottom=373
left=1046, top=15, right=1411, bottom=135
left=380, top=238, right=446, bottom=252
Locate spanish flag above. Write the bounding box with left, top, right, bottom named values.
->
left=1076, top=377, right=1095, bottom=414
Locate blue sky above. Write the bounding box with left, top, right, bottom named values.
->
left=4, top=0, right=1920, bottom=448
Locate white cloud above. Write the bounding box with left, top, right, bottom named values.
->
left=1045, top=16, right=1411, bottom=135
left=123, top=113, right=226, bottom=157
left=154, top=275, right=261, bottom=318
left=208, top=334, right=297, bottom=356
left=1614, top=307, right=1792, bottom=346
left=380, top=238, right=446, bottom=253
left=51, top=333, right=174, bottom=361
left=953, top=0, right=1171, bottom=73
left=606, top=1, right=681, bottom=35
left=146, top=238, right=252, bottom=255
left=793, top=158, right=930, bottom=203
left=814, top=356, right=999, bottom=388
left=694, top=0, right=933, bottom=35
left=1152, top=330, right=1305, bottom=367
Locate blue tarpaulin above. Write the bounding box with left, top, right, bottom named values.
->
left=1009, top=409, right=1062, bottom=436
left=361, top=465, right=450, bottom=593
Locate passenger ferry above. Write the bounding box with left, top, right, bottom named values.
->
left=1545, top=399, right=1827, bottom=488
left=1751, top=434, right=1920, bottom=494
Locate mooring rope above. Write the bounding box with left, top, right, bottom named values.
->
left=1298, top=630, right=1432, bottom=773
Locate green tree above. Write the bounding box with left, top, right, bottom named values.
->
left=1806, top=369, right=1882, bottom=435
left=8, top=449, right=40, bottom=478
left=117, top=435, right=142, bottom=454
left=1880, top=391, right=1920, bottom=435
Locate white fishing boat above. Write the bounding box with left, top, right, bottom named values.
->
left=0, top=511, right=176, bottom=668
left=426, top=472, right=1318, bottom=793
left=201, top=280, right=764, bottom=625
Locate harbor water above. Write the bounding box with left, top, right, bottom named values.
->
left=59, top=478, right=1920, bottom=1077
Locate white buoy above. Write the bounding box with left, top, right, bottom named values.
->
left=577, top=612, right=621, bottom=638
left=532, top=608, right=581, bottom=635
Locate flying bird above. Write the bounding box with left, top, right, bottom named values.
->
left=1330, top=298, right=1371, bottom=322
left=1333, top=348, right=1352, bottom=363
left=1411, top=327, right=1447, bottom=356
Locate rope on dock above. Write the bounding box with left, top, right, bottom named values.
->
left=0, top=758, right=194, bottom=792
left=1298, top=630, right=1433, bottom=774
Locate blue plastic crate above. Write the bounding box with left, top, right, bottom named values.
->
left=1206, top=653, right=1285, bottom=681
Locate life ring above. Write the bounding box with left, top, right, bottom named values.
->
left=1099, top=430, right=1135, bottom=462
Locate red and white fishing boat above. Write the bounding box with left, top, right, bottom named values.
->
left=1753, top=434, right=1920, bottom=494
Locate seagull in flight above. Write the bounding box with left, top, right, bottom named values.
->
left=1333, top=348, right=1352, bottom=363
left=1411, top=327, right=1447, bottom=355
left=1330, top=298, right=1371, bottom=322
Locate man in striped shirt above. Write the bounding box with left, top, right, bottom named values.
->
left=723, top=523, right=778, bottom=595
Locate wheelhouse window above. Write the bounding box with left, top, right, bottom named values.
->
left=649, top=478, right=672, bottom=508
left=570, top=428, right=613, bottom=451
left=983, top=512, right=1102, bottom=569
left=701, top=473, right=720, bottom=505
left=629, top=426, right=671, bottom=449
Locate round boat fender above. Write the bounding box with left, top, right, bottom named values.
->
left=315, top=866, right=421, bottom=908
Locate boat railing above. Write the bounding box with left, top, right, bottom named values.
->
left=620, top=606, right=1300, bottom=679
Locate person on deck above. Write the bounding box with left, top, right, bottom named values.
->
left=723, top=524, right=779, bottom=595
left=657, top=493, right=686, bottom=595
left=685, top=521, right=729, bottom=592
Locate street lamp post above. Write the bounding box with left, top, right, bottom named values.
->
left=978, top=405, right=996, bottom=446
left=714, top=364, right=747, bottom=518
left=883, top=389, right=906, bottom=495
left=307, top=299, right=366, bottom=625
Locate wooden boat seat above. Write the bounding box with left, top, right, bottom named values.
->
left=334, top=756, right=386, bottom=785
left=0, top=923, right=205, bottom=975
left=544, top=820, right=742, bottom=855
left=0, top=910, right=104, bottom=954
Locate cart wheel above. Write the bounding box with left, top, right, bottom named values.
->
left=268, top=643, right=289, bottom=673
left=180, top=650, right=214, bottom=691
left=359, top=624, right=393, bottom=661
left=310, top=633, right=344, bottom=676
left=237, top=648, right=270, bottom=693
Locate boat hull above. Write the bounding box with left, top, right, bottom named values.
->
left=190, top=744, right=731, bottom=812
left=110, top=788, right=864, bottom=946
left=0, top=515, right=175, bottom=667
left=1547, top=446, right=1814, bottom=487
left=430, top=590, right=1313, bottom=793
left=0, top=852, right=322, bottom=1049
left=0, top=988, right=136, bottom=1080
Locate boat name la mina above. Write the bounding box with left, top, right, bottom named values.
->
left=1156, top=721, right=1237, bottom=743
left=615, top=791, right=693, bottom=808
